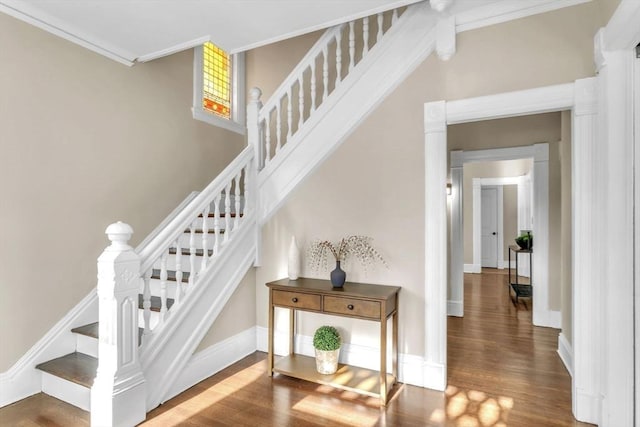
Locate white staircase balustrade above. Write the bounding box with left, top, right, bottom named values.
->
left=254, top=8, right=406, bottom=169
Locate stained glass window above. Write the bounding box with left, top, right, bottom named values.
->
left=202, top=42, right=231, bottom=119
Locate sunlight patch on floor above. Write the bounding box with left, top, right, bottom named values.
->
left=141, top=361, right=264, bottom=426
left=444, top=385, right=513, bottom=426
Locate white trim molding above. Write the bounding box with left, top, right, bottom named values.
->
left=557, top=333, right=573, bottom=377
left=463, top=264, right=481, bottom=273
left=447, top=300, right=463, bottom=317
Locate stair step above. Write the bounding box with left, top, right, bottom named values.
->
left=138, top=294, right=175, bottom=311
left=198, top=212, right=243, bottom=218
left=168, top=248, right=213, bottom=257
left=150, top=269, right=190, bottom=283
left=72, top=322, right=144, bottom=345
left=185, top=229, right=226, bottom=234
left=36, top=352, right=97, bottom=388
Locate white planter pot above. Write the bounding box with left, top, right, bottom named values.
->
left=315, top=348, right=340, bottom=374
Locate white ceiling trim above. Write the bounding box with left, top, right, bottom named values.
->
left=455, top=0, right=591, bottom=33
left=0, top=1, right=136, bottom=66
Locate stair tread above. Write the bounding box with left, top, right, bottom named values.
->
left=168, top=248, right=213, bottom=257
left=185, top=228, right=226, bottom=234
left=35, top=352, right=97, bottom=388
left=198, top=212, right=243, bottom=218
left=139, top=294, right=175, bottom=311
left=71, top=322, right=144, bottom=344
left=150, top=269, right=190, bottom=283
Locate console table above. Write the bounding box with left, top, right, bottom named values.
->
left=508, top=245, right=533, bottom=305
left=266, top=277, right=400, bottom=405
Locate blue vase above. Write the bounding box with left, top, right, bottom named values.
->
left=330, top=261, right=346, bottom=288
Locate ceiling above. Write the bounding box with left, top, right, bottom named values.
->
left=0, top=0, right=424, bottom=65
left=0, top=0, right=591, bottom=66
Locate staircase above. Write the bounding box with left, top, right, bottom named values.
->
left=17, top=2, right=439, bottom=425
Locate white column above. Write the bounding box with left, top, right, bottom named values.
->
left=571, top=77, right=602, bottom=425
left=449, top=151, right=463, bottom=317
left=472, top=179, right=481, bottom=271
left=597, top=43, right=635, bottom=427
left=423, top=101, right=447, bottom=391
left=532, top=143, right=550, bottom=327
left=91, top=222, right=146, bottom=427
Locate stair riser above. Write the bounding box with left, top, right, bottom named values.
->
left=76, top=334, right=98, bottom=358
left=41, top=372, right=90, bottom=411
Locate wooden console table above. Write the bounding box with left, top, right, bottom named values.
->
left=266, top=277, right=400, bottom=405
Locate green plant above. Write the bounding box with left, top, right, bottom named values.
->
left=515, top=232, right=533, bottom=249
left=313, top=326, right=341, bottom=351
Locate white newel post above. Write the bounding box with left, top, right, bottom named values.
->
left=247, top=87, right=263, bottom=266
left=91, top=222, right=146, bottom=427
left=423, top=101, right=447, bottom=391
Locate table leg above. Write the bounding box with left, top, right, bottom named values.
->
left=380, top=303, right=388, bottom=405
left=392, top=310, right=398, bottom=385
left=289, top=309, right=295, bottom=355
left=268, top=293, right=274, bottom=377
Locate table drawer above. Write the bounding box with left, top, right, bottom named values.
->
left=272, top=290, right=321, bottom=311
left=323, top=296, right=381, bottom=319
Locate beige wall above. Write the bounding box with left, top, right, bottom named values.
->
left=0, top=14, right=247, bottom=371
left=249, top=2, right=604, bottom=357
left=503, top=185, right=518, bottom=260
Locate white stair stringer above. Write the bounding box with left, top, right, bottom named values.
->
left=139, top=219, right=257, bottom=410
left=258, top=2, right=436, bottom=223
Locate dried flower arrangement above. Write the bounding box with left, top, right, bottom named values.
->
left=307, top=235, right=388, bottom=273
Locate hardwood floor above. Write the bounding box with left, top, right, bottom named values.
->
left=0, top=269, right=591, bottom=426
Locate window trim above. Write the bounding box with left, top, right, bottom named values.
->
left=192, top=45, right=246, bottom=135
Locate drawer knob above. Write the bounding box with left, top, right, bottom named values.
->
left=347, top=304, right=354, bottom=310
left=292, top=297, right=298, bottom=303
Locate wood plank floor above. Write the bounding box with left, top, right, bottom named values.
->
left=0, top=269, right=591, bottom=426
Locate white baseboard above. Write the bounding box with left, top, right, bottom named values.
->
left=533, top=309, right=561, bottom=329
left=463, top=264, right=481, bottom=273
left=557, top=332, right=573, bottom=377
left=256, top=326, right=431, bottom=389
left=0, top=290, right=98, bottom=408
left=422, top=360, right=446, bottom=391
left=574, top=389, right=602, bottom=425
left=447, top=300, right=463, bottom=317
left=165, top=326, right=257, bottom=402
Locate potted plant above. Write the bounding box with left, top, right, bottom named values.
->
left=515, top=231, right=533, bottom=250
left=307, top=235, right=387, bottom=288
left=313, top=325, right=341, bottom=374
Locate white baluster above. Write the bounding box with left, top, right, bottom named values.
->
left=247, top=87, right=264, bottom=171
left=174, top=238, right=183, bottom=304
left=243, top=165, right=250, bottom=217
left=349, top=21, right=355, bottom=71
left=276, top=103, right=282, bottom=152
left=142, top=268, right=151, bottom=340
left=377, top=13, right=384, bottom=43
left=264, top=117, right=271, bottom=165
left=298, top=76, right=304, bottom=129
left=200, top=206, right=210, bottom=272
left=310, top=65, right=317, bottom=112
left=234, top=171, right=242, bottom=231
left=335, top=32, right=342, bottom=84
left=224, top=184, right=232, bottom=243
left=322, top=45, right=329, bottom=102
left=213, top=194, right=221, bottom=256
left=189, top=221, right=196, bottom=287
left=363, top=16, right=370, bottom=56
left=286, top=87, right=293, bottom=141
left=160, top=252, right=168, bottom=318
left=392, top=9, right=398, bottom=24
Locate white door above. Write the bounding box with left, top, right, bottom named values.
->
left=481, top=187, right=499, bottom=268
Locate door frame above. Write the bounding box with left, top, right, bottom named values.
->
left=449, top=147, right=546, bottom=320
left=422, top=80, right=600, bottom=420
